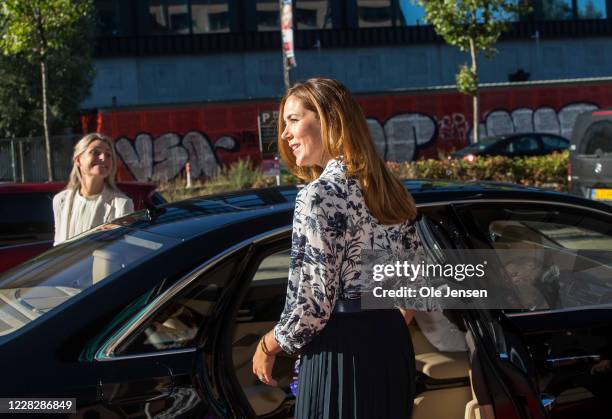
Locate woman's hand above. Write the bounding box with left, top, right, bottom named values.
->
left=252, top=332, right=280, bottom=386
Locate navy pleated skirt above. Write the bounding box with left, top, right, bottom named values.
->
left=295, top=309, right=416, bottom=419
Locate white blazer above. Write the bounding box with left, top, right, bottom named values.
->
left=52, top=186, right=134, bottom=246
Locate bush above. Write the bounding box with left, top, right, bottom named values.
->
left=160, top=153, right=569, bottom=202
left=387, top=151, right=568, bottom=192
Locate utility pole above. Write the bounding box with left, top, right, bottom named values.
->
left=280, top=0, right=296, bottom=90
left=283, top=52, right=291, bottom=90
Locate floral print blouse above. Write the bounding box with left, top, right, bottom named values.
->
left=273, top=158, right=424, bottom=354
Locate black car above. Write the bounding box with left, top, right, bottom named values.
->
left=452, top=133, right=569, bottom=162
left=1, top=182, right=611, bottom=419
left=569, top=109, right=612, bottom=204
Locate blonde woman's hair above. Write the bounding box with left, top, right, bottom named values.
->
left=277, top=77, right=417, bottom=224
left=66, top=133, right=120, bottom=192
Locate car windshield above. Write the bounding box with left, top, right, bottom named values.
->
left=459, top=137, right=500, bottom=152
left=0, top=225, right=180, bottom=337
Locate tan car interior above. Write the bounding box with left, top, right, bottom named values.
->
left=230, top=250, right=490, bottom=418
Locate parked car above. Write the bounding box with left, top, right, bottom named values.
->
left=451, top=133, right=569, bottom=162
left=569, top=109, right=612, bottom=203
left=1, top=182, right=611, bottom=418
left=0, top=182, right=165, bottom=273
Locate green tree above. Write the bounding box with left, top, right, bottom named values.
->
left=0, top=34, right=93, bottom=140
left=0, top=55, right=37, bottom=139
left=417, top=0, right=530, bottom=142
left=0, top=0, right=94, bottom=181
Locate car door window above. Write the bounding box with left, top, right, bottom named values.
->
left=455, top=202, right=612, bottom=311
left=504, top=136, right=540, bottom=154
left=541, top=135, right=569, bottom=152
left=114, top=252, right=241, bottom=355
left=0, top=228, right=178, bottom=337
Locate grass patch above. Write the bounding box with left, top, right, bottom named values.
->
left=159, top=159, right=297, bottom=202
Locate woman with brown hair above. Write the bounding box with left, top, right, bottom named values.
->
left=252, top=78, right=421, bottom=418
left=53, top=133, right=133, bottom=245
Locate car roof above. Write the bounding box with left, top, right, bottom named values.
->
left=119, top=181, right=611, bottom=240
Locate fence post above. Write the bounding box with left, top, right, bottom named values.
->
left=10, top=140, right=17, bottom=182
left=18, top=141, right=25, bottom=183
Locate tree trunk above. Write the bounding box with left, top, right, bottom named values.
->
left=40, top=56, right=53, bottom=181
left=469, top=38, right=480, bottom=143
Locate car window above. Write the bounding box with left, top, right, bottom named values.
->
left=504, top=136, right=540, bottom=154
left=0, top=226, right=179, bottom=336
left=460, top=137, right=500, bottom=153
left=581, top=120, right=612, bottom=156
left=0, top=193, right=54, bottom=246
left=541, top=135, right=569, bottom=151
left=252, top=249, right=290, bottom=282
left=455, top=202, right=612, bottom=311
left=114, top=254, right=239, bottom=355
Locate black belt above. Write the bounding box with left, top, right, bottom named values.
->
left=332, top=298, right=362, bottom=313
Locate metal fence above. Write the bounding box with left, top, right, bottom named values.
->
left=0, top=135, right=81, bottom=183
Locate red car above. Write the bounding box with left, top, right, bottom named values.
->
left=0, top=182, right=165, bottom=273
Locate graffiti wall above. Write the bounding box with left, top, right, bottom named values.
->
left=83, top=82, right=612, bottom=182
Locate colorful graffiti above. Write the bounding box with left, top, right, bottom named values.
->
left=363, top=102, right=599, bottom=161
left=437, top=113, right=470, bottom=142
left=85, top=82, right=612, bottom=181
left=367, top=113, right=437, bottom=162
left=115, top=131, right=240, bottom=182
left=473, top=102, right=599, bottom=142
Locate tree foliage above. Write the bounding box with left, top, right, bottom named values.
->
left=417, top=0, right=530, bottom=141
left=417, top=0, right=529, bottom=92
left=0, top=0, right=94, bottom=179
left=0, top=33, right=94, bottom=138
left=418, top=1, right=525, bottom=53
left=0, top=0, right=91, bottom=57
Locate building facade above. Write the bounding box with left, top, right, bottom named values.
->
left=84, top=1, right=612, bottom=181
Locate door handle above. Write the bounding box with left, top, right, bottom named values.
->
left=545, top=354, right=601, bottom=368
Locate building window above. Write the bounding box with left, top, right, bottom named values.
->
left=577, top=0, right=607, bottom=18
left=191, top=0, right=230, bottom=33
left=538, top=0, right=607, bottom=20
left=96, top=0, right=120, bottom=36
left=357, top=0, right=393, bottom=28
left=397, top=0, right=425, bottom=25
left=539, top=0, right=574, bottom=19
left=256, top=0, right=279, bottom=31
left=148, top=0, right=191, bottom=34
left=96, top=0, right=134, bottom=36
left=296, top=0, right=332, bottom=29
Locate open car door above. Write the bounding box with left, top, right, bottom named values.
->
left=455, top=201, right=612, bottom=418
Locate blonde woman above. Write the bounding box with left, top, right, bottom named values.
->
left=252, top=78, right=420, bottom=418
left=53, top=133, right=133, bottom=245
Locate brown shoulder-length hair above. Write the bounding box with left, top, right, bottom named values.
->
left=277, top=77, right=417, bottom=224
left=66, top=133, right=120, bottom=192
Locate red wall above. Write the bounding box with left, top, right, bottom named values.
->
left=83, top=82, right=612, bottom=182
